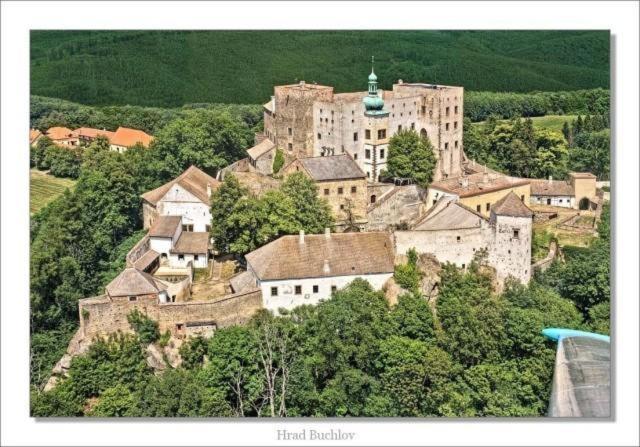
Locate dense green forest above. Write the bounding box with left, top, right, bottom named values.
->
left=31, top=31, right=609, bottom=107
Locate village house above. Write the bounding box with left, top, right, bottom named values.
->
left=243, top=230, right=395, bottom=313
left=108, top=126, right=154, bottom=152
left=258, top=62, right=464, bottom=182
left=395, top=192, right=533, bottom=285
left=43, top=126, right=77, bottom=146
left=281, top=154, right=368, bottom=228
left=72, top=127, right=115, bottom=145
left=530, top=172, right=597, bottom=210
left=38, top=126, right=153, bottom=151
left=246, top=138, right=277, bottom=175
left=141, top=165, right=220, bottom=232
left=29, top=129, right=43, bottom=147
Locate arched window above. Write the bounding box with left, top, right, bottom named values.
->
left=420, top=128, right=428, bottom=140
left=579, top=197, right=590, bottom=210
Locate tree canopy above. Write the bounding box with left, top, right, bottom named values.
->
left=384, top=129, right=437, bottom=187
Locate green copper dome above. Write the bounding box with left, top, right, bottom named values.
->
left=363, top=56, right=385, bottom=113
left=368, top=71, right=377, bottom=82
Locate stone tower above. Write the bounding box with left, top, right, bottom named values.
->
left=488, top=192, right=534, bottom=285
left=362, top=57, right=390, bottom=182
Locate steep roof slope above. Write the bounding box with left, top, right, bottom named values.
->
left=110, top=127, right=154, bottom=148
left=106, top=268, right=168, bottom=297
left=413, top=196, right=487, bottom=230
left=247, top=139, right=275, bottom=160
left=45, top=127, right=74, bottom=140
left=246, top=232, right=394, bottom=281
left=492, top=191, right=534, bottom=218
left=141, top=165, right=220, bottom=206
left=296, top=155, right=366, bottom=181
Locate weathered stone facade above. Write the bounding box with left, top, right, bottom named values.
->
left=366, top=184, right=427, bottom=231
left=78, top=288, right=263, bottom=340
left=263, top=79, right=464, bottom=182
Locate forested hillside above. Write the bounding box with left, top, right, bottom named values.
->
left=31, top=30, right=609, bottom=107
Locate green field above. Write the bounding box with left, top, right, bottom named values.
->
left=473, top=114, right=578, bottom=133
left=30, top=169, right=76, bottom=214
left=30, top=30, right=609, bottom=107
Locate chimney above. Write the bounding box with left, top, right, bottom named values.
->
left=398, top=79, right=403, bottom=84
left=323, top=259, right=330, bottom=274
left=271, top=95, right=276, bottom=113
left=460, top=175, right=469, bottom=188
left=325, top=227, right=331, bottom=239
left=548, top=175, right=553, bottom=185
left=300, top=80, right=306, bottom=87
left=206, top=183, right=212, bottom=198
left=299, top=230, right=305, bottom=244
left=483, top=166, right=489, bottom=184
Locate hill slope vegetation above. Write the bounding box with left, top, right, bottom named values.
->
left=31, top=30, right=609, bottom=107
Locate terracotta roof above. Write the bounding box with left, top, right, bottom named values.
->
left=414, top=196, right=487, bottom=230
left=294, top=155, right=366, bottom=181
left=72, top=127, right=115, bottom=140
left=148, top=216, right=182, bottom=238
left=245, top=231, right=394, bottom=281
left=141, top=165, right=220, bottom=206
left=29, top=129, right=43, bottom=144
left=110, top=127, right=154, bottom=148
left=133, top=249, right=160, bottom=271
left=106, top=267, right=168, bottom=297
left=491, top=192, right=534, bottom=218
left=569, top=172, right=597, bottom=179
left=430, top=171, right=530, bottom=198
left=247, top=138, right=275, bottom=160
left=171, top=232, right=210, bottom=254
left=45, top=127, right=74, bottom=141
left=530, top=179, right=574, bottom=197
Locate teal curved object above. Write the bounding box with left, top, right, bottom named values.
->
left=542, top=328, right=610, bottom=343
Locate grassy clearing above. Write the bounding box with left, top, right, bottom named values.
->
left=472, top=114, right=577, bottom=133
left=30, top=169, right=76, bottom=214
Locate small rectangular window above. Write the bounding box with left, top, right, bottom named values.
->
left=295, top=285, right=302, bottom=295
left=365, top=149, right=371, bottom=159
left=446, top=123, right=450, bottom=131
left=397, top=125, right=402, bottom=132
left=433, top=199, right=437, bottom=205
left=178, top=254, right=184, bottom=261
left=411, top=122, right=415, bottom=130
left=340, top=204, right=344, bottom=210
left=338, top=187, right=344, bottom=195
left=454, top=140, right=459, bottom=148
left=271, top=287, right=278, bottom=297
left=521, top=195, right=525, bottom=202
left=444, top=142, right=449, bottom=150
left=288, top=128, right=292, bottom=136
left=446, top=106, right=450, bottom=116
left=486, top=203, right=490, bottom=211
left=317, top=133, right=321, bottom=140
left=513, top=229, right=520, bottom=239
left=455, top=105, right=459, bottom=114
left=176, top=323, right=183, bottom=330
left=380, top=149, right=385, bottom=159
left=456, top=236, right=461, bottom=242
left=353, top=153, right=358, bottom=160
left=377, top=129, right=386, bottom=139
left=128, top=296, right=137, bottom=302
left=287, top=143, right=292, bottom=151
left=331, top=285, right=337, bottom=293
left=365, top=129, right=371, bottom=139
left=313, top=285, right=319, bottom=293
left=194, top=255, right=199, bottom=261
left=324, top=188, right=330, bottom=195
left=421, top=106, right=426, bottom=114
left=205, top=225, right=211, bottom=232
left=454, top=121, right=458, bottom=129
left=351, top=186, right=357, bottom=193
left=353, top=132, right=358, bottom=142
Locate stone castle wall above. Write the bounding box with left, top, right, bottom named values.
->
left=367, top=185, right=427, bottom=231
left=79, top=288, right=263, bottom=339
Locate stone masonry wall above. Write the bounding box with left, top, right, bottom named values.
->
left=367, top=185, right=427, bottom=231
left=79, top=288, right=263, bottom=339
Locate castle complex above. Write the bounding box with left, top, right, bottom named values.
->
left=260, top=59, right=464, bottom=182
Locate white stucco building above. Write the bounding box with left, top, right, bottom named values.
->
left=395, top=192, right=533, bottom=285
left=243, top=230, right=395, bottom=313
left=147, top=215, right=210, bottom=269
left=141, top=165, right=220, bottom=233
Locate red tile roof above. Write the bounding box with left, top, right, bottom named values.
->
left=29, top=129, right=42, bottom=144
left=72, top=127, right=115, bottom=140
left=491, top=192, right=534, bottom=218
left=45, top=127, right=74, bottom=141
left=110, top=127, right=154, bottom=148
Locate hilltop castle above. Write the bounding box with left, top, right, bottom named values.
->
left=257, top=58, right=464, bottom=182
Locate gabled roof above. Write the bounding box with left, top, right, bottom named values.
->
left=148, top=215, right=182, bottom=238
left=141, top=165, right=220, bottom=206
left=530, top=179, right=574, bottom=197
left=110, top=127, right=154, bottom=148
left=491, top=192, right=534, bottom=218
left=291, top=155, right=366, bottom=181
left=430, top=171, right=530, bottom=198
left=133, top=249, right=160, bottom=271
left=45, top=127, right=74, bottom=140
left=29, top=129, right=43, bottom=144
left=106, top=268, right=167, bottom=297
left=171, top=232, right=209, bottom=254
left=245, top=231, right=394, bottom=281
left=413, top=196, right=487, bottom=230
left=247, top=139, right=275, bottom=160
left=72, top=127, right=115, bottom=140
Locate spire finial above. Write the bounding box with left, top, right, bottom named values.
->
left=371, top=56, right=375, bottom=73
